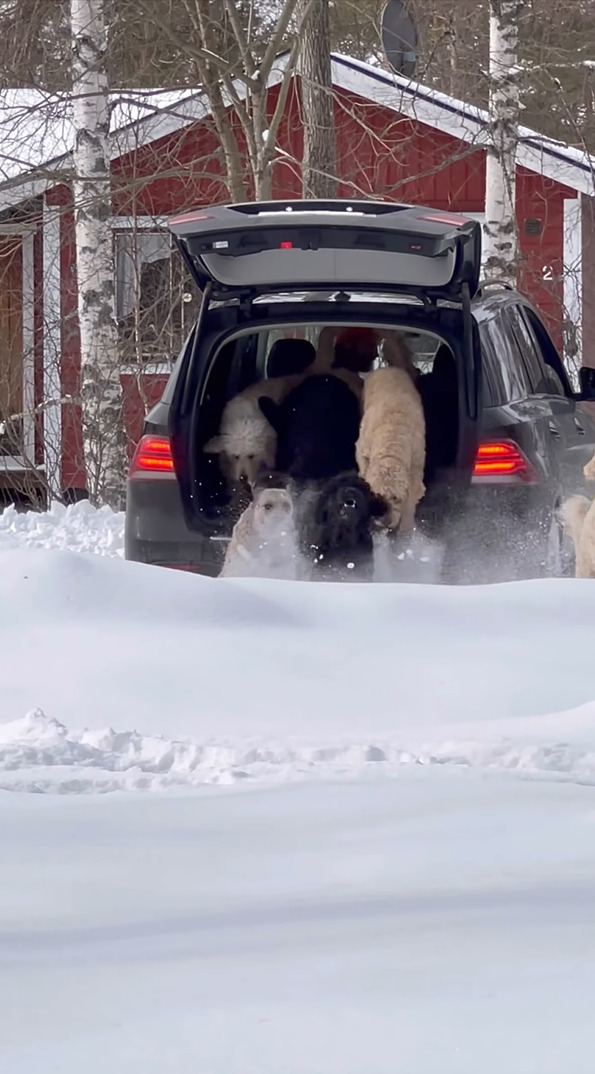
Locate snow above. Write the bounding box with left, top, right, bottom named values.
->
left=2, top=772, right=595, bottom=1073
left=0, top=505, right=594, bottom=789
left=2, top=502, right=595, bottom=1069
left=0, top=499, right=124, bottom=556
left=0, top=522, right=593, bottom=788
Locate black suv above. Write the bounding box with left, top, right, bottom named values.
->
left=124, top=199, right=595, bottom=583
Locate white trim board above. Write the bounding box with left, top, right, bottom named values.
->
left=563, top=197, right=582, bottom=370
left=42, top=200, right=62, bottom=488
left=21, top=230, right=35, bottom=460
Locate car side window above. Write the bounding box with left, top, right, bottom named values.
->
left=481, top=312, right=533, bottom=405
left=506, top=306, right=549, bottom=394
left=520, top=307, right=572, bottom=397
left=478, top=332, right=498, bottom=406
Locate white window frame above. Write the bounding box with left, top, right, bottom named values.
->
left=111, top=215, right=179, bottom=376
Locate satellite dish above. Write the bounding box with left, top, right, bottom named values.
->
left=381, top=0, right=417, bottom=79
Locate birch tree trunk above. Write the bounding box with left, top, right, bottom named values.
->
left=483, top=0, right=523, bottom=286
left=299, top=0, right=337, bottom=198
left=71, top=0, right=125, bottom=508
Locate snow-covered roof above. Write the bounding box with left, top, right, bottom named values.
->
left=332, top=54, right=595, bottom=197
left=0, top=86, right=204, bottom=183
left=0, top=85, right=208, bottom=209
left=0, top=51, right=594, bottom=212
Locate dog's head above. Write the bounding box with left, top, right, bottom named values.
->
left=315, top=473, right=387, bottom=529
left=252, top=485, right=295, bottom=535
left=204, top=418, right=276, bottom=486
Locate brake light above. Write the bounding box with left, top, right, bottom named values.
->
left=279, top=241, right=293, bottom=248
left=168, top=210, right=213, bottom=226
left=129, top=435, right=175, bottom=478
left=418, top=211, right=472, bottom=227
left=472, top=441, right=537, bottom=483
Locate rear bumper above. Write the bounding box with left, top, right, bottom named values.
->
left=124, top=479, right=227, bottom=577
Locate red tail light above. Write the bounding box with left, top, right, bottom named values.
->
left=129, top=435, right=175, bottom=478
left=472, top=441, right=537, bottom=484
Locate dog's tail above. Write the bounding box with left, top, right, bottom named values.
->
left=560, top=495, right=592, bottom=550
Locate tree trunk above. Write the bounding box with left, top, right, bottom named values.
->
left=299, top=0, right=337, bottom=198
left=483, top=0, right=523, bottom=286
left=71, top=0, right=126, bottom=508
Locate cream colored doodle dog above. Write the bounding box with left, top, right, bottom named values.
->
left=356, top=360, right=426, bottom=534
left=561, top=449, right=595, bottom=578
left=560, top=495, right=595, bottom=578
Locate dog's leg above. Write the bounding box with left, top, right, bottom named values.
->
left=584, top=454, right=595, bottom=481
left=575, top=556, right=587, bottom=578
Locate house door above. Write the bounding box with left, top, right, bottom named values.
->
left=0, top=237, right=23, bottom=457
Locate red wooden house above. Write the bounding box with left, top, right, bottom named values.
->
left=0, top=52, right=594, bottom=496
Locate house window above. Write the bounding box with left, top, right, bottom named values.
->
left=114, top=229, right=200, bottom=366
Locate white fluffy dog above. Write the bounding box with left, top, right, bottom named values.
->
left=356, top=365, right=426, bottom=534
left=204, top=374, right=301, bottom=487
left=560, top=495, right=595, bottom=578
left=219, top=480, right=300, bottom=579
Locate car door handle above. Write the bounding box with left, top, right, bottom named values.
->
left=574, top=418, right=586, bottom=435
left=548, top=421, right=561, bottom=437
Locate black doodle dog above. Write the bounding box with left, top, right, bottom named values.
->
left=258, top=374, right=360, bottom=481
left=299, top=471, right=387, bottom=580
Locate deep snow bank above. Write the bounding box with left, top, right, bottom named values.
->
left=0, top=500, right=124, bottom=556
left=1, top=547, right=595, bottom=791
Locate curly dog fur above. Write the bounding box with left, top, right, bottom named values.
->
left=355, top=365, right=426, bottom=534
left=259, top=374, right=361, bottom=481
left=584, top=451, right=595, bottom=482
left=203, top=374, right=302, bottom=487
left=219, top=472, right=300, bottom=579
left=560, top=494, right=595, bottom=578
left=299, top=471, right=387, bottom=580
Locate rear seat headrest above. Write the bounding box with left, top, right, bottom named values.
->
left=266, top=338, right=316, bottom=378
left=432, top=344, right=456, bottom=380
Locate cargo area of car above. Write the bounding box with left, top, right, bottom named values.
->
left=163, top=200, right=483, bottom=551
left=175, top=312, right=471, bottom=540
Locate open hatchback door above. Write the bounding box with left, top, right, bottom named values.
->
left=168, top=199, right=482, bottom=302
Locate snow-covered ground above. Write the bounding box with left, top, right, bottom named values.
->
left=2, top=503, right=595, bottom=1071
left=3, top=772, right=595, bottom=1074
